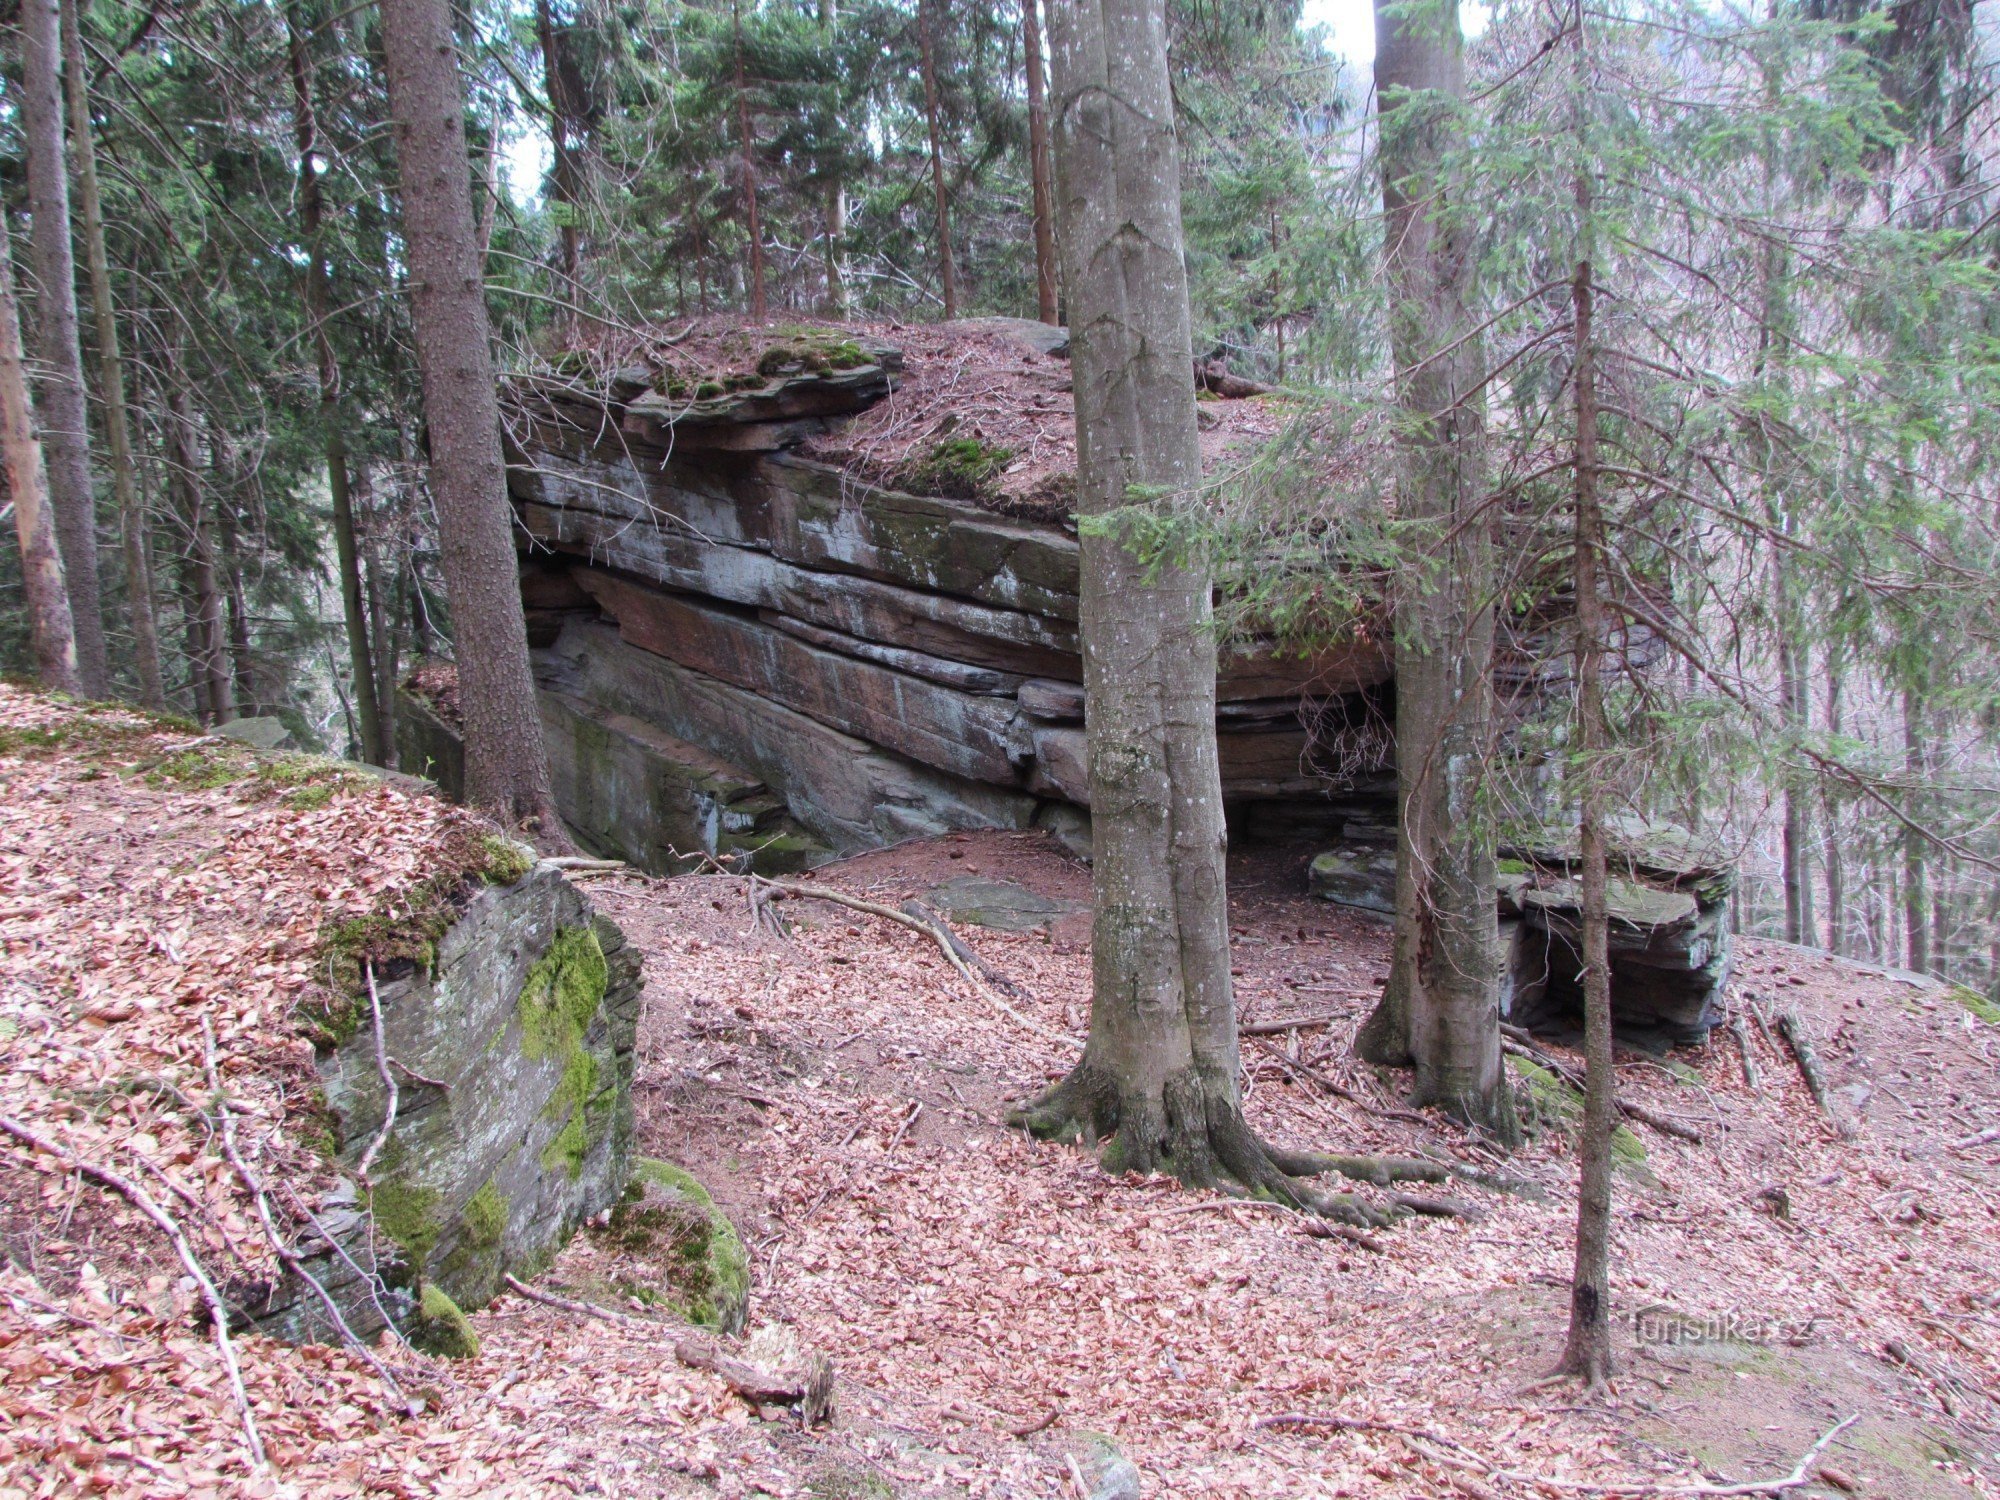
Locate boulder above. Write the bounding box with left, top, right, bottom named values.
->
left=254, top=862, right=641, bottom=1345
left=209, top=715, right=292, bottom=751
left=1308, top=845, right=1397, bottom=915
left=923, top=875, right=1080, bottom=932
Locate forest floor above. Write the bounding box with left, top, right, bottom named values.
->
left=1, top=690, right=1996, bottom=1498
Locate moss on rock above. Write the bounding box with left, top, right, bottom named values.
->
left=592, top=1158, right=748, bottom=1332
left=410, top=1284, right=480, bottom=1359
left=900, top=437, right=1015, bottom=501
left=1508, top=1055, right=1650, bottom=1179
left=1951, top=985, right=2000, bottom=1026
left=521, top=926, right=611, bottom=1180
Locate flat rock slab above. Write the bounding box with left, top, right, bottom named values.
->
left=924, top=875, right=1080, bottom=932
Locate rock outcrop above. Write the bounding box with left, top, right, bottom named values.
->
left=253, top=861, right=641, bottom=1347
left=502, top=326, right=1395, bottom=870
left=1311, top=820, right=1734, bottom=1043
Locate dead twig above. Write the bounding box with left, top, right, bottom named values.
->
left=752, top=876, right=1073, bottom=1048
left=1728, top=1012, right=1762, bottom=1091
left=356, top=962, right=399, bottom=1183
left=0, top=1115, right=267, bottom=1469
left=501, top=1274, right=834, bottom=1424
left=1500, top=1033, right=1704, bottom=1145
left=202, top=1022, right=416, bottom=1416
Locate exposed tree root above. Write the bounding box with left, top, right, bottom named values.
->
left=1008, top=1059, right=1483, bottom=1229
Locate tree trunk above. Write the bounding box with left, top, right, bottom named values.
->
left=358, top=460, right=401, bottom=769
left=0, top=201, right=81, bottom=695
left=918, top=0, right=960, bottom=320
left=731, top=0, right=766, bottom=321
left=62, top=0, right=161, bottom=707
left=819, top=0, right=849, bottom=317
left=18, top=0, right=107, bottom=697
left=287, top=5, right=386, bottom=764
left=379, top=0, right=564, bottom=833
left=1351, top=0, right=1516, bottom=1144
left=1902, top=684, right=1928, bottom=975
left=1022, top=0, right=1058, bottom=325
left=164, top=375, right=232, bottom=725
left=1822, top=646, right=1844, bottom=954
left=1776, top=582, right=1809, bottom=944
left=1558, top=251, right=1615, bottom=1389
left=1010, top=0, right=1298, bottom=1196
left=212, top=469, right=257, bottom=715
left=534, top=0, right=586, bottom=341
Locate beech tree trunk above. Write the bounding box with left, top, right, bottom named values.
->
left=19, top=0, right=108, bottom=696
left=918, top=0, right=960, bottom=319
left=288, top=4, right=387, bottom=764
left=1011, top=0, right=1286, bottom=1193
left=62, top=0, right=161, bottom=708
left=0, top=202, right=81, bottom=694
left=379, top=0, right=564, bottom=833
left=1559, top=251, right=1615, bottom=1388
left=1352, top=0, right=1517, bottom=1144
left=1022, top=0, right=1058, bottom=325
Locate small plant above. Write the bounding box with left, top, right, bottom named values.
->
left=901, top=437, right=1015, bottom=501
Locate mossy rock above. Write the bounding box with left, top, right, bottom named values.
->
left=1508, top=1056, right=1652, bottom=1183
left=410, top=1284, right=480, bottom=1359
left=1951, top=985, right=2000, bottom=1026
left=593, top=1158, right=749, bottom=1333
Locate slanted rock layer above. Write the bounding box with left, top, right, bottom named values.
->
left=254, top=862, right=641, bottom=1346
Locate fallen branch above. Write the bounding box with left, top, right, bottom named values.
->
left=1773, top=1009, right=1850, bottom=1138
left=1952, top=1123, right=2000, bottom=1150
left=1242, top=1012, right=1344, bottom=1035
left=0, top=1115, right=266, bottom=1469
left=1728, top=1012, right=1762, bottom=1091
left=752, top=876, right=1074, bottom=1048
left=356, top=963, right=399, bottom=1183
left=1253, top=1408, right=1859, bottom=1496
left=501, top=1274, right=833, bottom=1424
left=1500, top=1034, right=1704, bottom=1145
left=203, top=1022, right=415, bottom=1416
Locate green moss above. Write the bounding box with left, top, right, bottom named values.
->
left=594, top=1158, right=749, bottom=1331
left=370, top=1169, right=442, bottom=1266
left=1496, top=857, right=1532, bottom=876
left=462, top=1179, right=507, bottom=1251
left=901, top=437, right=1015, bottom=501
left=285, top=784, right=337, bottom=812
left=520, top=926, right=610, bottom=1180
left=145, top=746, right=248, bottom=790
left=410, top=1284, right=480, bottom=1359
left=1951, top=985, right=2000, bottom=1026
left=1509, top=1056, right=1649, bottom=1179
left=756, top=334, right=870, bottom=377
left=694, top=379, right=724, bottom=399
left=477, top=834, right=534, bottom=886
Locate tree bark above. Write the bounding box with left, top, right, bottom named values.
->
left=287, top=4, right=386, bottom=763
left=1010, top=0, right=1285, bottom=1194
left=164, top=373, right=232, bottom=725
left=0, top=200, right=81, bottom=695
left=62, top=0, right=161, bottom=707
left=731, top=0, right=767, bottom=321
left=18, top=0, right=108, bottom=696
left=379, top=0, right=564, bottom=833
left=819, top=0, right=849, bottom=317
left=1351, top=0, right=1516, bottom=1144
left=918, top=0, right=960, bottom=319
left=1902, top=684, right=1928, bottom=975
left=212, top=464, right=257, bottom=714
left=1822, top=645, right=1845, bottom=953
left=1022, top=0, right=1058, bottom=325
left=534, top=0, right=588, bottom=341
left=1558, top=251, right=1615, bottom=1388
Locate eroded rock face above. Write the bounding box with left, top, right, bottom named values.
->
left=1311, top=821, right=1735, bottom=1044
left=253, top=863, right=640, bottom=1346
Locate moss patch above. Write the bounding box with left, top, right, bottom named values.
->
left=462, top=1179, right=507, bottom=1251
left=410, top=1284, right=480, bottom=1359
left=900, top=437, right=1015, bottom=501
left=592, top=1158, right=749, bottom=1332
left=1508, top=1056, right=1650, bottom=1180
left=520, top=926, right=610, bottom=1180
left=369, top=1138, right=444, bottom=1267
left=1950, top=985, right=2000, bottom=1026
